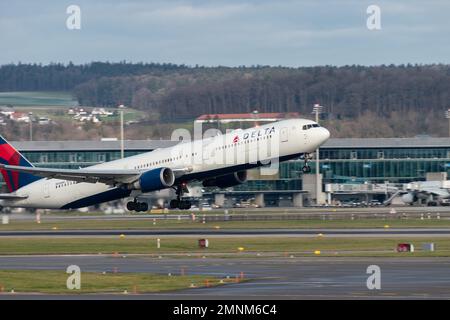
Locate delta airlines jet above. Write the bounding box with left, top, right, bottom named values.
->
left=0, top=119, right=329, bottom=211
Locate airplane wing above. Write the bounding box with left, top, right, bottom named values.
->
left=172, top=167, right=193, bottom=178
left=419, top=187, right=450, bottom=198
left=0, top=164, right=141, bottom=185
left=0, top=193, right=28, bottom=200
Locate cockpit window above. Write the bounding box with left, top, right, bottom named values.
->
left=302, top=124, right=320, bottom=130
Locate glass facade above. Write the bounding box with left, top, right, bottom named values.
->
left=319, top=147, right=450, bottom=184
left=2, top=140, right=450, bottom=191
left=237, top=145, right=450, bottom=190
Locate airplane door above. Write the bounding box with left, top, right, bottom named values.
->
left=44, top=181, right=50, bottom=198
left=247, top=138, right=258, bottom=163
left=203, top=142, right=211, bottom=161
left=281, top=127, right=288, bottom=142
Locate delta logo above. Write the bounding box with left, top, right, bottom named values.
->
left=243, top=126, right=276, bottom=140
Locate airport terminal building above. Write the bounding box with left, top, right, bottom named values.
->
left=3, top=136, right=450, bottom=207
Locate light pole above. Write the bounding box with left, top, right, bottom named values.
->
left=120, top=109, right=124, bottom=159
left=28, top=112, right=33, bottom=141
left=312, top=104, right=323, bottom=205
left=445, top=109, right=450, bottom=137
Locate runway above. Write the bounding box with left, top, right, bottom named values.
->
left=0, top=255, right=449, bottom=299
left=7, top=205, right=450, bottom=222
left=1, top=228, right=450, bottom=237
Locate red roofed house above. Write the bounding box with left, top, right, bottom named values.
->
left=195, top=111, right=300, bottom=124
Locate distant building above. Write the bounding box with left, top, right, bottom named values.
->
left=11, top=112, right=30, bottom=123
left=92, top=108, right=113, bottom=117
left=2, top=137, right=450, bottom=206
left=38, top=117, right=51, bottom=125
left=0, top=107, right=15, bottom=117
left=195, top=111, right=301, bottom=124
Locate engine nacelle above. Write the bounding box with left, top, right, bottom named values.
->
left=401, top=192, right=417, bottom=204
left=203, top=171, right=247, bottom=188
left=134, top=168, right=175, bottom=193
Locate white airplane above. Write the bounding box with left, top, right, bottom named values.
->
left=400, top=181, right=450, bottom=206
left=0, top=119, right=330, bottom=211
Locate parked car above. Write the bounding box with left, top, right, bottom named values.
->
left=369, top=200, right=382, bottom=206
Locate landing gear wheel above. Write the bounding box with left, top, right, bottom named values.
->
left=127, top=200, right=148, bottom=212
left=170, top=199, right=179, bottom=209
left=127, top=201, right=136, bottom=211
left=300, top=153, right=312, bottom=174
left=302, top=165, right=311, bottom=173
left=179, top=200, right=192, bottom=210
left=169, top=183, right=191, bottom=210
left=169, top=199, right=191, bottom=210
left=138, top=202, right=148, bottom=212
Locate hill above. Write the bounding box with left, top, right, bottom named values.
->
left=1, top=63, right=450, bottom=138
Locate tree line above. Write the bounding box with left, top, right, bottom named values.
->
left=74, top=64, right=450, bottom=122
left=0, top=61, right=189, bottom=91
left=1, top=63, right=450, bottom=137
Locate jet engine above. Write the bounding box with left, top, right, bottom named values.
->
left=203, top=171, right=247, bottom=188
left=133, top=167, right=175, bottom=192
left=401, top=192, right=418, bottom=204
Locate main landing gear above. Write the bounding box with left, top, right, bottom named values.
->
left=169, top=183, right=192, bottom=210
left=301, top=153, right=312, bottom=174
left=126, top=199, right=148, bottom=212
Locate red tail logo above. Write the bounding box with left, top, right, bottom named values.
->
left=0, top=143, right=21, bottom=192
left=0, top=136, right=41, bottom=192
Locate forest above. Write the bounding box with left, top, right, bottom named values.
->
left=1, top=62, right=450, bottom=138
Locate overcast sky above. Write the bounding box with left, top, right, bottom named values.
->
left=1, top=0, right=449, bottom=67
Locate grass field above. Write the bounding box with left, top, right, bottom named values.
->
left=0, top=91, right=77, bottom=107
left=1, top=217, right=450, bottom=231
left=0, top=91, right=146, bottom=123
left=11, top=105, right=146, bottom=124
left=0, top=237, right=448, bottom=257
left=0, top=270, right=225, bottom=294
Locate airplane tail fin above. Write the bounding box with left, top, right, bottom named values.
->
left=0, top=135, right=41, bottom=192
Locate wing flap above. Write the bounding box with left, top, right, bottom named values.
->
left=421, top=187, right=450, bottom=198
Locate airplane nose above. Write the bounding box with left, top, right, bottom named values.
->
left=320, top=127, right=330, bottom=143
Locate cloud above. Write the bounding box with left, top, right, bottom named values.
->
left=0, top=0, right=449, bottom=66
left=144, top=3, right=249, bottom=21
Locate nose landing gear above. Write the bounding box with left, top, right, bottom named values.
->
left=301, top=153, right=312, bottom=173
left=169, top=183, right=192, bottom=210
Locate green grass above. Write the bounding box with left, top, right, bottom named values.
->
left=0, top=91, right=77, bottom=107
left=1, top=217, right=450, bottom=231
left=0, top=89, right=145, bottom=122
left=0, top=237, right=449, bottom=257
left=10, top=106, right=145, bottom=124
left=0, top=270, right=225, bottom=294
